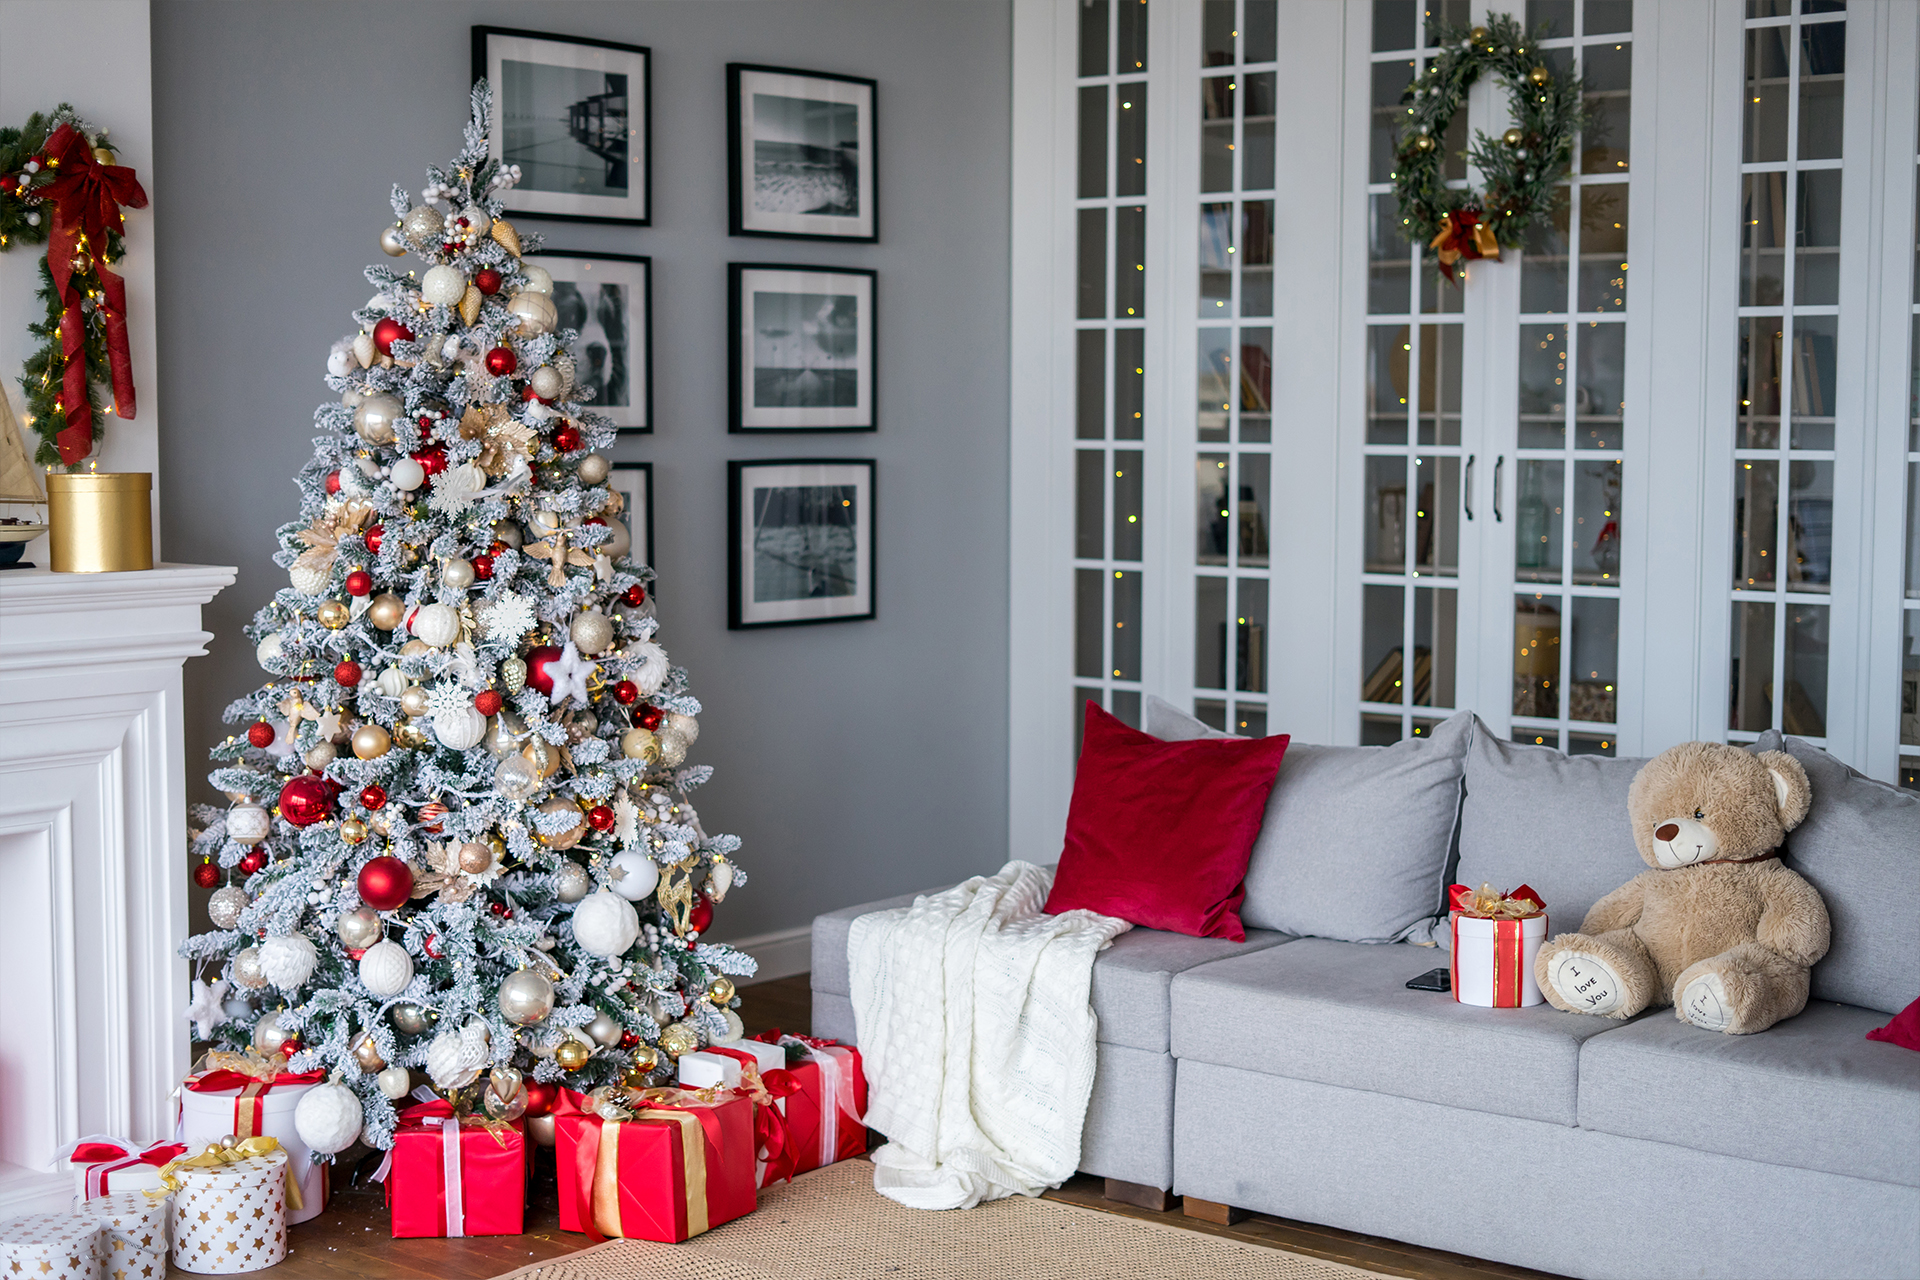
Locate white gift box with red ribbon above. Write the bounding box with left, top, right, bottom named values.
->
left=54, top=1136, right=186, bottom=1202
left=1448, top=883, right=1548, bottom=1008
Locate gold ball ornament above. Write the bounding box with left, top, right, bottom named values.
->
left=569, top=611, right=614, bottom=655
left=484, top=1067, right=529, bottom=1120
left=399, top=639, right=432, bottom=659
left=576, top=454, right=610, bottom=485
left=367, top=593, right=406, bottom=632
left=534, top=796, right=586, bottom=850
left=1468, top=25, right=1489, bottom=43
left=337, top=906, right=382, bottom=948
left=707, top=977, right=736, bottom=1007
left=354, top=392, right=403, bottom=445
left=1413, top=133, right=1436, bottom=152
left=555, top=1039, right=592, bottom=1071
left=317, top=600, right=351, bottom=630
left=394, top=718, right=429, bottom=749
left=1502, top=127, right=1525, bottom=147
left=522, top=736, right=560, bottom=781
left=399, top=686, right=431, bottom=717
left=658, top=1022, right=699, bottom=1059
left=457, top=841, right=494, bottom=874
left=1528, top=66, right=1551, bottom=85
left=529, top=366, right=564, bottom=400
left=402, top=205, right=444, bottom=244
left=351, top=1031, right=387, bottom=1071
left=620, top=1061, right=651, bottom=1087
left=627, top=1044, right=660, bottom=1075
left=340, top=817, right=369, bottom=845
left=621, top=728, right=661, bottom=762
left=497, top=969, right=555, bottom=1026
left=565, top=710, right=599, bottom=744
left=351, top=724, right=392, bottom=760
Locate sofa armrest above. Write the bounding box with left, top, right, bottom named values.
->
left=810, top=884, right=954, bottom=998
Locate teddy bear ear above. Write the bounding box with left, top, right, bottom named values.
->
left=1757, top=750, right=1812, bottom=830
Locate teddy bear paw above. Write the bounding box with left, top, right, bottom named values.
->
left=1545, top=948, right=1628, bottom=1016
left=1680, top=971, right=1733, bottom=1031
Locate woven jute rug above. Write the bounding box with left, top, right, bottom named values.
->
left=493, top=1158, right=1386, bottom=1280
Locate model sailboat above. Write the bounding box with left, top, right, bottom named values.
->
left=0, top=390, right=48, bottom=568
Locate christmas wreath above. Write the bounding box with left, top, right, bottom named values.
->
left=0, top=105, right=148, bottom=467
left=1392, top=13, right=1585, bottom=283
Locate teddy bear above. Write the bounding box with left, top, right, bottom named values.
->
left=1535, top=741, right=1829, bottom=1035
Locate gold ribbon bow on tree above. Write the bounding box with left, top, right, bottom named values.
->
left=1428, top=209, right=1501, bottom=282
left=460, top=404, right=537, bottom=479
left=292, top=498, right=376, bottom=579
left=148, top=1135, right=304, bottom=1210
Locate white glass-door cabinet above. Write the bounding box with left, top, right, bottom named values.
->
left=1008, top=0, right=1920, bottom=855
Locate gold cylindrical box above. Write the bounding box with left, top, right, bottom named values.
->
left=47, top=472, right=153, bottom=573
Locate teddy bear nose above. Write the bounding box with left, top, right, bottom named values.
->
left=1655, top=822, right=1680, bottom=843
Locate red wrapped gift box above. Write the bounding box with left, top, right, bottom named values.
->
left=750, top=1032, right=867, bottom=1174
left=382, top=1100, right=526, bottom=1238
left=705, top=1043, right=804, bottom=1188
left=554, top=1087, right=755, bottom=1242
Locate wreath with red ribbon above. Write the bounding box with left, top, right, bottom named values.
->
left=0, top=106, right=148, bottom=467
left=1391, top=13, right=1585, bottom=284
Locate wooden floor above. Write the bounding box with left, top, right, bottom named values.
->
left=168, top=973, right=1557, bottom=1280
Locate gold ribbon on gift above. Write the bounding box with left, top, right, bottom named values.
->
left=1453, top=882, right=1544, bottom=920
left=148, top=1135, right=304, bottom=1211
left=590, top=1106, right=709, bottom=1239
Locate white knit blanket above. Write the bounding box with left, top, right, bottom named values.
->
left=848, top=860, right=1131, bottom=1210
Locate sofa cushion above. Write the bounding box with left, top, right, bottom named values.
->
left=1148, top=698, right=1471, bottom=944
left=1755, top=733, right=1920, bottom=1015
left=1578, top=1000, right=1920, bottom=1187
left=1169, top=937, right=1625, bottom=1126
left=1452, top=725, right=1650, bottom=936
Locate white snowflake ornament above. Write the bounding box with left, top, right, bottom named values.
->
left=480, top=592, right=536, bottom=645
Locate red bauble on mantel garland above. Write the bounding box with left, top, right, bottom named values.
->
left=356, top=855, right=414, bottom=911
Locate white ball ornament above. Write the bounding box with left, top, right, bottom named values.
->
left=420, top=265, right=467, bottom=307
left=519, top=264, right=553, bottom=294
left=376, top=1065, right=413, bottom=1099
left=442, top=558, right=476, bottom=590
left=389, top=457, right=426, bottom=492
left=572, top=890, right=640, bottom=958
left=426, top=1017, right=492, bottom=1090
left=288, top=561, right=328, bottom=596
left=507, top=290, right=557, bottom=337
left=576, top=453, right=610, bottom=485
left=607, top=850, right=659, bottom=901
left=358, top=939, right=415, bottom=998
left=227, top=804, right=271, bottom=845
left=409, top=602, right=460, bottom=647
left=260, top=933, right=319, bottom=990
left=252, top=1011, right=295, bottom=1055
left=232, top=946, right=268, bottom=989
left=255, top=633, right=285, bottom=670
left=293, top=1082, right=364, bottom=1155
left=529, top=366, right=564, bottom=400
left=602, top=517, right=632, bottom=560
left=433, top=703, right=488, bottom=751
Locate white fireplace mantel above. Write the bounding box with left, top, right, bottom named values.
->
left=0, top=562, right=233, bottom=1215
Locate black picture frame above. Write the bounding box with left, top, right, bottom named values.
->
left=728, top=459, right=876, bottom=629
left=728, top=263, right=877, bottom=433
left=535, top=249, right=653, bottom=433
left=473, top=26, right=652, bottom=226
left=608, top=462, right=654, bottom=571
left=727, top=63, right=878, bottom=242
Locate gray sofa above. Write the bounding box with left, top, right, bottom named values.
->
left=812, top=709, right=1920, bottom=1280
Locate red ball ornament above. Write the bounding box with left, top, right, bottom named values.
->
left=0, top=174, right=16, bottom=194
left=484, top=346, right=517, bottom=376
left=523, top=645, right=563, bottom=696
left=474, top=689, right=504, bottom=717
left=357, top=855, right=414, bottom=911
left=333, top=659, right=363, bottom=687
left=192, top=860, right=220, bottom=889
left=372, top=317, right=414, bottom=356
left=637, top=705, right=664, bottom=732
left=412, top=446, right=448, bottom=477
left=360, top=785, right=388, bottom=810
left=587, top=805, right=616, bottom=833
left=347, top=947, right=367, bottom=961
left=278, top=774, right=336, bottom=827
left=612, top=680, right=638, bottom=706
left=487, top=900, right=507, bottom=917
left=278, top=1034, right=302, bottom=1056
left=238, top=850, right=267, bottom=875
left=619, top=1031, right=640, bottom=1050
left=247, top=721, right=276, bottom=749
left=424, top=933, right=442, bottom=959
left=474, top=267, right=503, bottom=295
left=344, top=569, right=374, bottom=597
left=523, top=1080, right=559, bottom=1116
left=471, top=553, right=495, bottom=581
left=365, top=524, right=385, bottom=554
left=623, top=584, right=646, bottom=608
left=688, top=895, right=714, bottom=935
left=553, top=423, right=584, bottom=453
left=520, top=385, right=545, bottom=403
left=325, top=469, right=341, bottom=495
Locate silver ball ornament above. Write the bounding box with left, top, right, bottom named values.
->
left=231, top=946, right=267, bottom=989
left=494, top=754, right=540, bottom=802
left=586, top=1012, right=623, bottom=1047
left=443, top=558, right=476, bottom=590
left=569, top=611, right=614, bottom=655
left=390, top=1001, right=434, bottom=1036
left=207, top=885, right=249, bottom=930
left=553, top=861, right=590, bottom=903
left=507, top=290, right=557, bottom=336
left=576, top=454, right=610, bottom=485
left=402, top=205, right=444, bottom=244
left=336, top=906, right=382, bottom=949
left=252, top=1011, right=295, bottom=1055
left=304, top=741, right=337, bottom=770
left=497, top=968, right=556, bottom=1026
left=379, top=224, right=408, bottom=257
left=354, top=392, right=403, bottom=446
left=529, top=366, right=564, bottom=400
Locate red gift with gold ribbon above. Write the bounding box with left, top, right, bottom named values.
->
left=1448, top=883, right=1548, bottom=1008
left=553, top=1086, right=756, bottom=1243
left=750, top=1031, right=868, bottom=1173
left=380, top=1099, right=526, bottom=1239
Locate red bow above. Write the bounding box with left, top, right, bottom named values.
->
left=752, top=1067, right=802, bottom=1186
left=186, top=1067, right=326, bottom=1094
left=38, top=123, right=147, bottom=464
left=1428, top=208, right=1501, bottom=283
left=70, top=1139, right=186, bottom=1167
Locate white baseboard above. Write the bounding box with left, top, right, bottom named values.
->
left=713, top=924, right=813, bottom=985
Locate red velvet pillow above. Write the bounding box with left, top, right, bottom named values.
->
left=1866, top=996, right=1920, bottom=1052
left=1044, top=701, right=1290, bottom=941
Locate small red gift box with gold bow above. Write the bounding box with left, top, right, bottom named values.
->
left=553, top=1086, right=756, bottom=1243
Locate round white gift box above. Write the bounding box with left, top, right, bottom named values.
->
left=168, top=1149, right=289, bottom=1275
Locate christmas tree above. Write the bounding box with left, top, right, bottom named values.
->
left=182, top=83, right=750, bottom=1154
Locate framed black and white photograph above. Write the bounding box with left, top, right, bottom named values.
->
left=728, top=64, right=877, bottom=242
left=729, top=264, right=875, bottom=432
left=537, top=250, right=652, bottom=432
left=728, top=459, right=875, bottom=628
left=474, top=27, right=651, bottom=225
left=608, top=462, right=653, bottom=570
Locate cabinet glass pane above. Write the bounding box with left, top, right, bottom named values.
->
left=1522, top=188, right=1571, bottom=314
left=1362, top=584, right=1406, bottom=703
left=1194, top=698, right=1228, bottom=732
left=1079, top=0, right=1109, bottom=77
left=1414, top=455, right=1459, bottom=577
left=1366, top=455, right=1409, bottom=572
left=1418, top=324, right=1462, bottom=445
left=1245, top=0, right=1277, bottom=63
left=1587, top=0, right=1633, bottom=37
left=1527, top=0, right=1574, bottom=38
left=1111, top=689, right=1141, bottom=729
left=1369, top=194, right=1412, bottom=314
left=1116, top=85, right=1147, bottom=197
left=1115, top=205, right=1146, bottom=316
left=1730, top=599, right=1775, bottom=731
left=1202, top=0, right=1235, bottom=66
left=1578, top=323, right=1627, bottom=438
left=1797, top=23, right=1845, bottom=160
left=1582, top=43, right=1631, bottom=174
left=1744, top=27, right=1790, bottom=163
left=1742, top=173, right=1787, bottom=307
left=1413, top=586, right=1455, bottom=706
left=1516, top=460, right=1566, bottom=582
left=1076, top=329, right=1105, bottom=439
left=1075, top=569, right=1105, bottom=679
left=1236, top=705, right=1268, bottom=736
left=1078, top=87, right=1108, bottom=199
left=1117, top=0, right=1148, bottom=73
left=1370, top=60, right=1414, bottom=184
left=1367, top=325, right=1410, bottom=444
left=1372, top=0, right=1416, bottom=52
left=1568, top=732, right=1618, bottom=756
left=1361, top=714, right=1404, bottom=745
left=1201, top=201, right=1233, bottom=316
left=1243, top=73, right=1276, bottom=192
left=1794, top=169, right=1842, bottom=306
left=1519, top=324, right=1568, bottom=446
left=1515, top=595, right=1562, bottom=719
left=1076, top=450, right=1105, bottom=560
left=1113, top=570, right=1142, bottom=680
left=1738, top=316, right=1784, bottom=447
left=1078, top=208, right=1107, bottom=319
left=1579, top=193, right=1628, bottom=313
left=1569, top=596, right=1620, bottom=722
left=1237, top=579, right=1268, bottom=692
left=1735, top=461, right=1780, bottom=588
left=1786, top=459, right=1833, bottom=591
left=1788, top=315, right=1837, bottom=449
left=1901, top=611, right=1919, bottom=790
left=1113, top=450, right=1144, bottom=561
left=1240, top=326, right=1273, bottom=427
left=1239, top=453, right=1271, bottom=567
left=1196, top=576, right=1228, bottom=688
left=1114, top=328, right=1145, bottom=439
left=1242, top=200, right=1275, bottom=316
left=1783, top=601, right=1829, bottom=734
left=1202, top=77, right=1235, bottom=192
left=1197, top=454, right=1229, bottom=565
left=1574, top=460, right=1623, bottom=584
left=1906, top=462, right=1920, bottom=597
left=1198, top=330, right=1232, bottom=440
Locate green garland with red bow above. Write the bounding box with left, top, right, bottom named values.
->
left=1391, top=13, right=1585, bottom=284
left=0, top=106, right=148, bottom=468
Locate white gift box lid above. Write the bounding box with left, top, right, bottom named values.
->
left=0, top=1211, right=105, bottom=1278
left=677, top=1050, right=743, bottom=1089
left=711, top=1038, right=786, bottom=1073
left=69, top=1191, right=168, bottom=1266
left=1452, top=911, right=1549, bottom=940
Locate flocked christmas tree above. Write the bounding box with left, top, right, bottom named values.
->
left=181, top=83, right=751, bottom=1154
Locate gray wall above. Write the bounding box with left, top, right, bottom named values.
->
left=153, top=0, right=1012, bottom=951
